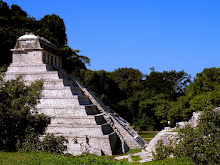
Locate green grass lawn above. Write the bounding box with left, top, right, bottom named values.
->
left=0, top=151, right=129, bottom=165
left=143, top=138, right=151, bottom=143
left=143, top=157, right=195, bottom=165
left=130, top=155, right=142, bottom=162
left=112, top=148, right=142, bottom=157
left=138, top=131, right=159, bottom=144
left=127, top=148, right=142, bottom=154
left=0, top=151, right=195, bottom=165
left=139, top=131, right=159, bottom=139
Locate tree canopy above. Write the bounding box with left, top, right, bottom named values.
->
left=79, top=68, right=192, bottom=130
left=38, top=14, right=67, bottom=46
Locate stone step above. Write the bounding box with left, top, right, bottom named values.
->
left=36, top=105, right=99, bottom=117
left=36, top=104, right=93, bottom=109
left=43, top=80, right=66, bottom=88
left=50, top=116, right=98, bottom=126
left=37, top=107, right=88, bottom=117
left=49, top=117, right=113, bottom=134
left=94, top=114, right=107, bottom=125
left=5, top=71, right=60, bottom=81
left=50, top=133, right=111, bottom=139
left=42, top=87, right=82, bottom=96
left=101, top=123, right=114, bottom=135
left=43, top=79, right=76, bottom=89
left=8, top=62, right=47, bottom=67
left=58, top=72, right=70, bottom=80
left=39, top=97, right=80, bottom=106
left=84, top=105, right=100, bottom=115
left=46, top=125, right=104, bottom=136
left=63, top=79, right=75, bottom=86
left=78, top=95, right=91, bottom=105
left=41, top=88, right=75, bottom=98
left=69, top=87, right=82, bottom=95
left=41, top=87, right=82, bottom=97
left=8, top=78, right=78, bottom=92
left=6, top=63, right=64, bottom=74
left=38, top=95, right=90, bottom=106
left=7, top=64, right=48, bottom=73
left=19, top=79, right=71, bottom=89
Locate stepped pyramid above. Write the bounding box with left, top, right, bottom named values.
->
left=5, top=33, right=146, bottom=155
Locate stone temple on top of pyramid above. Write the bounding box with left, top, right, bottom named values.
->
left=5, top=32, right=146, bottom=155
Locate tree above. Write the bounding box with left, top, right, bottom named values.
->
left=0, top=0, right=10, bottom=27
left=80, top=69, right=123, bottom=108
left=38, top=14, right=67, bottom=46
left=187, top=67, right=220, bottom=96
left=110, top=68, right=143, bottom=97
left=39, top=133, right=68, bottom=154
left=142, top=70, right=191, bottom=101
left=174, top=108, right=220, bottom=164
left=0, top=76, right=50, bottom=151
left=136, top=69, right=191, bottom=130
left=169, top=67, right=220, bottom=123
left=0, top=1, right=37, bottom=66
left=118, top=96, right=140, bottom=123
left=59, top=46, right=90, bottom=76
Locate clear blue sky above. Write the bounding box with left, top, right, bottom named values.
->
left=6, top=0, right=220, bottom=78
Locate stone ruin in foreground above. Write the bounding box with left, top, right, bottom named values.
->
left=4, top=33, right=146, bottom=156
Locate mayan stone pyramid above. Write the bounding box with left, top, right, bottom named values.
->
left=5, top=33, right=146, bottom=156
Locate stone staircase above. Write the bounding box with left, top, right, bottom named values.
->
left=73, top=75, right=146, bottom=150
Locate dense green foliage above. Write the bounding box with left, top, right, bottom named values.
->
left=21, top=132, right=68, bottom=155
left=0, top=75, right=50, bottom=151
left=79, top=68, right=191, bottom=130
left=59, top=46, right=90, bottom=76
left=167, top=67, right=220, bottom=126
left=39, top=133, right=68, bottom=154
left=79, top=66, right=220, bottom=134
left=154, top=108, right=220, bottom=164
left=174, top=109, right=220, bottom=164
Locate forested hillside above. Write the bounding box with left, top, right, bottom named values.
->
left=1, top=0, right=219, bottom=131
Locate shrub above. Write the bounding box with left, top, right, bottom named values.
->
left=0, top=76, right=51, bottom=151
left=153, top=140, right=173, bottom=160
left=0, top=75, right=69, bottom=155
left=39, top=133, right=68, bottom=154
left=154, top=108, right=220, bottom=165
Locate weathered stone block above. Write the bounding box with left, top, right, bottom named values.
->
left=50, top=116, right=98, bottom=126
left=46, top=126, right=104, bottom=136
